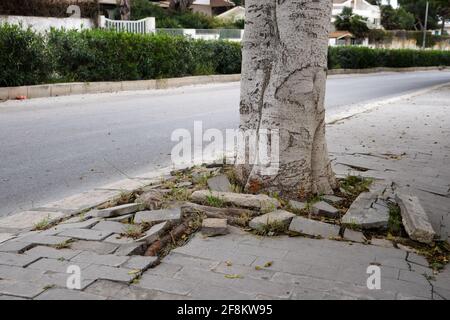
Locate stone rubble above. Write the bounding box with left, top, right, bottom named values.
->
left=201, top=218, right=229, bottom=237
left=311, top=201, right=340, bottom=218
left=341, top=191, right=390, bottom=229
left=289, top=216, right=341, bottom=239
left=207, top=175, right=232, bottom=192
left=249, top=210, right=296, bottom=231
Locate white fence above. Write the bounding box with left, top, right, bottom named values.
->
left=157, top=28, right=244, bottom=42
left=98, top=16, right=155, bottom=34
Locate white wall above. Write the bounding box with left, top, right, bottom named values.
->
left=0, top=15, right=94, bottom=33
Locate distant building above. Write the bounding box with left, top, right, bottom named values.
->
left=332, top=0, right=382, bottom=29
left=380, top=0, right=399, bottom=9
left=154, top=0, right=235, bottom=17
left=216, top=5, right=244, bottom=22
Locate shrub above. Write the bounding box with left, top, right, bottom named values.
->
left=328, top=46, right=450, bottom=69
left=0, top=24, right=51, bottom=87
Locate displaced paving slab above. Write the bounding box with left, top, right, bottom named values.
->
left=249, top=210, right=296, bottom=230
left=136, top=221, right=168, bottom=244
left=0, top=241, right=34, bottom=253
left=25, top=246, right=81, bottom=260
left=134, top=208, right=182, bottom=224
left=96, top=203, right=143, bottom=218
left=71, top=251, right=129, bottom=267
left=57, top=228, right=112, bottom=241
left=289, top=200, right=307, bottom=211
left=311, top=201, right=339, bottom=218
left=69, top=240, right=118, bottom=255
left=0, top=252, right=40, bottom=267
left=0, top=233, right=15, bottom=244
left=207, top=175, right=232, bottom=192
left=92, top=221, right=128, bottom=234
left=202, top=218, right=229, bottom=237
left=396, top=194, right=436, bottom=244
left=41, top=190, right=121, bottom=212
left=191, top=190, right=280, bottom=212
left=123, top=256, right=158, bottom=271
left=341, top=192, right=389, bottom=229
left=289, top=216, right=341, bottom=239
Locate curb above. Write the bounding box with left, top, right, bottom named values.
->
left=1, top=66, right=449, bottom=102
left=0, top=74, right=241, bottom=102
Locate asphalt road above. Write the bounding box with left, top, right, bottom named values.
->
left=1, top=71, right=450, bottom=217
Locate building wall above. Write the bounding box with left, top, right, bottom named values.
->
left=191, top=5, right=213, bottom=17
left=0, top=15, right=95, bottom=33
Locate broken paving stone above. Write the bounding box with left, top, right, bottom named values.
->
left=396, top=194, right=436, bottom=245
left=249, top=210, right=296, bottom=230
left=114, top=242, right=146, bottom=256
left=341, top=192, right=389, bottom=229
left=202, top=218, right=229, bottom=237
left=123, top=256, right=158, bottom=271
left=322, top=195, right=344, bottom=205
left=136, top=221, right=168, bottom=244
left=207, top=175, right=232, bottom=192
left=288, top=200, right=307, bottom=211
left=96, top=203, right=143, bottom=218
left=176, top=181, right=193, bottom=188
left=191, top=190, right=280, bottom=212
left=289, top=216, right=341, bottom=239
left=342, top=228, right=366, bottom=243
left=57, top=228, right=112, bottom=241
left=92, top=221, right=127, bottom=234
left=311, top=201, right=340, bottom=218
left=134, top=208, right=182, bottom=224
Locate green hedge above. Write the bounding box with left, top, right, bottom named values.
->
left=2, top=24, right=450, bottom=87
left=328, top=46, right=450, bottom=69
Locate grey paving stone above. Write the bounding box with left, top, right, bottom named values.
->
left=114, top=242, right=146, bottom=256
left=311, top=201, right=340, bottom=218
left=213, top=261, right=275, bottom=281
left=396, top=194, right=436, bottom=244
left=71, top=251, right=129, bottom=267
left=341, top=192, right=389, bottom=229
left=25, top=246, right=81, bottom=260
left=0, top=295, right=28, bottom=300
left=249, top=210, right=296, bottom=231
left=398, top=270, right=431, bottom=286
left=70, top=240, right=118, bottom=255
left=162, top=253, right=220, bottom=272
left=84, top=280, right=164, bottom=300
left=202, top=218, right=229, bottom=237
left=289, top=216, right=341, bottom=239
left=83, top=264, right=138, bottom=283
left=105, top=214, right=134, bottom=223
left=35, top=272, right=95, bottom=291
left=207, top=175, right=232, bottom=192
left=136, top=221, right=168, bottom=244
left=122, top=256, right=158, bottom=271
left=137, top=274, right=193, bottom=295
left=35, top=288, right=106, bottom=300
left=103, top=233, right=136, bottom=244
left=143, top=262, right=183, bottom=277
left=96, top=203, right=143, bottom=218
left=342, top=228, right=366, bottom=243
left=41, top=189, right=121, bottom=212
left=188, top=283, right=254, bottom=300
left=57, top=228, right=112, bottom=241
left=40, top=219, right=100, bottom=236
left=0, top=264, right=46, bottom=282
left=322, top=195, right=344, bottom=205
left=0, top=279, right=46, bottom=299
left=370, top=238, right=394, bottom=248
left=92, top=221, right=127, bottom=234
left=16, top=234, right=72, bottom=246
left=288, top=200, right=307, bottom=211
left=27, top=258, right=90, bottom=273
left=134, top=208, right=182, bottom=224
left=0, top=252, right=40, bottom=267
left=0, top=233, right=15, bottom=244
left=0, top=241, right=35, bottom=253
left=406, top=252, right=429, bottom=267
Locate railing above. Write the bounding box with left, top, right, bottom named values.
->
left=98, top=16, right=155, bottom=34
left=156, top=28, right=244, bottom=41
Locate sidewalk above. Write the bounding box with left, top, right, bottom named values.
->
left=0, top=85, right=449, bottom=300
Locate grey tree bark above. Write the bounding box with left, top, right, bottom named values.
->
left=237, top=0, right=337, bottom=198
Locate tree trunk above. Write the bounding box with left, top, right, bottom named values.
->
left=237, top=0, right=337, bottom=199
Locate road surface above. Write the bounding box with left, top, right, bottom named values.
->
left=1, top=71, right=450, bottom=217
